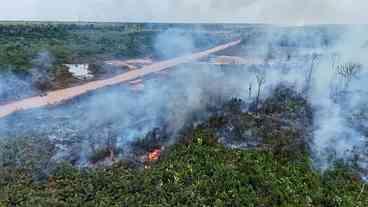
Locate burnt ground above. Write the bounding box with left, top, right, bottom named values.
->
left=82, top=84, right=313, bottom=169
left=0, top=82, right=313, bottom=179
left=178, top=84, right=313, bottom=158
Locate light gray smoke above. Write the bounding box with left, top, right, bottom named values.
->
left=0, top=25, right=368, bottom=180
left=1, top=0, right=368, bottom=24
left=0, top=28, right=309, bottom=169
left=309, top=27, right=368, bottom=177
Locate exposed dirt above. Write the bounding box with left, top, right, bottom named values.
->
left=208, top=55, right=264, bottom=65
left=0, top=40, right=241, bottom=119
left=105, top=58, right=154, bottom=70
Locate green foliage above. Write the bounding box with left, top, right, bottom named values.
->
left=0, top=24, right=158, bottom=72
left=0, top=137, right=55, bottom=180
left=1, top=132, right=368, bottom=206
left=0, top=24, right=365, bottom=206
left=0, top=42, right=32, bottom=70
left=0, top=23, right=232, bottom=73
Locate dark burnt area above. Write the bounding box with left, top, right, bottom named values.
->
left=126, top=85, right=313, bottom=166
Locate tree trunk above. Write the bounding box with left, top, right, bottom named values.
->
left=256, top=85, right=261, bottom=115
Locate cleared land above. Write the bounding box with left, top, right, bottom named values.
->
left=0, top=39, right=241, bottom=118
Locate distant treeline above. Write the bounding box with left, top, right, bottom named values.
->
left=0, top=23, right=155, bottom=71
left=0, top=23, right=236, bottom=72
left=0, top=22, right=345, bottom=72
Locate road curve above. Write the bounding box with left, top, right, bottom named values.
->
left=0, top=39, right=241, bottom=119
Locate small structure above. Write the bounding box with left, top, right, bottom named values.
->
left=64, top=64, right=94, bottom=80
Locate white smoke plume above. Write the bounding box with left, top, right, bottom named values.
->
left=0, top=23, right=368, bottom=180
left=309, top=27, right=368, bottom=176
left=0, top=29, right=307, bottom=168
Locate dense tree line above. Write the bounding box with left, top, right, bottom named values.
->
left=0, top=23, right=157, bottom=71
left=0, top=23, right=232, bottom=72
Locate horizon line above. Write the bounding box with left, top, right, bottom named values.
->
left=0, top=19, right=363, bottom=27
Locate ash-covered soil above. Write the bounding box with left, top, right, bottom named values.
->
left=0, top=79, right=313, bottom=177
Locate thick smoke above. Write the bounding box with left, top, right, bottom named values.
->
left=309, top=27, right=368, bottom=177
left=1, top=25, right=368, bottom=180
left=154, top=29, right=195, bottom=59
left=0, top=71, right=34, bottom=102
left=0, top=29, right=308, bottom=169
left=0, top=51, right=54, bottom=102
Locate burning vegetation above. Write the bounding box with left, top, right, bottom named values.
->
left=1, top=23, right=368, bottom=206
left=2, top=91, right=368, bottom=206
left=147, top=148, right=161, bottom=162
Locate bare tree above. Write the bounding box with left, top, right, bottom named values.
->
left=330, top=53, right=340, bottom=72
left=255, top=68, right=266, bottom=115
left=285, top=46, right=294, bottom=61
left=336, top=62, right=362, bottom=90
left=328, top=53, right=341, bottom=101
left=304, top=53, right=320, bottom=95
left=264, top=44, right=274, bottom=65
left=248, top=82, right=252, bottom=99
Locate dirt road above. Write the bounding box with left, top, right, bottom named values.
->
left=105, top=58, right=153, bottom=70
left=0, top=39, right=241, bottom=119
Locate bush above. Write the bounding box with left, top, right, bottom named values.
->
left=2, top=132, right=368, bottom=206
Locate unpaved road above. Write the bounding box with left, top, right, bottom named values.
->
left=208, top=55, right=264, bottom=65
left=0, top=39, right=241, bottom=119
left=105, top=59, right=153, bottom=70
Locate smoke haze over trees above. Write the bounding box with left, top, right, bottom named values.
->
left=1, top=4, right=368, bottom=203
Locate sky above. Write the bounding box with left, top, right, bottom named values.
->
left=0, top=0, right=366, bottom=25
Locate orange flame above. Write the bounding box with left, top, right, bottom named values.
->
left=148, top=149, right=161, bottom=161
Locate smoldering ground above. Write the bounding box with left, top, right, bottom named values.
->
left=1, top=26, right=368, bottom=180
left=309, top=27, right=368, bottom=177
